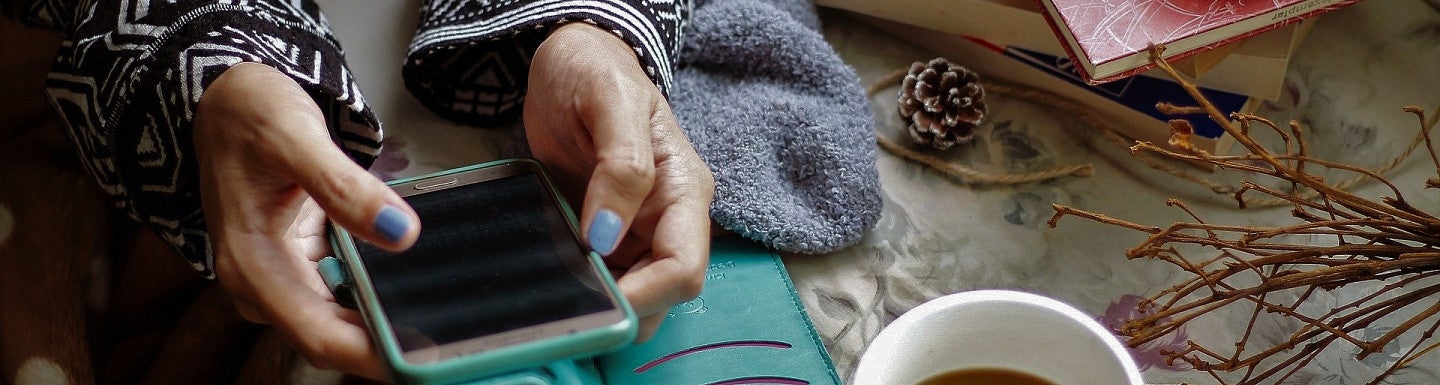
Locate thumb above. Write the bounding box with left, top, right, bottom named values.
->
left=199, top=62, right=421, bottom=251
left=287, top=146, right=420, bottom=252
left=248, top=78, right=419, bottom=251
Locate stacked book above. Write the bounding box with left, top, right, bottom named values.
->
left=817, top=0, right=1359, bottom=155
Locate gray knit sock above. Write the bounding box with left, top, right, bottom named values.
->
left=672, top=0, right=882, bottom=254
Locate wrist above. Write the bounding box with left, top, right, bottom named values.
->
left=545, top=22, right=639, bottom=63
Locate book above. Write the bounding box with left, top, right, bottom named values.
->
left=813, top=0, right=1065, bottom=56
left=971, top=39, right=1252, bottom=140
left=1038, top=0, right=1361, bottom=84
left=855, top=14, right=1257, bottom=157
left=813, top=0, right=1309, bottom=100
left=1155, top=18, right=1315, bottom=101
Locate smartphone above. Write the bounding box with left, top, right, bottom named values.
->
left=329, top=159, right=636, bottom=385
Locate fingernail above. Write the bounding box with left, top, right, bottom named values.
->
left=588, top=209, right=622, bottom=256
left=374, top=205, right=411, bottom=243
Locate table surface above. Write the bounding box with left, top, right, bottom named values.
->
left=800, top=2, right=1440, bottom=384
left=320, top=1, right=1440, bottom=384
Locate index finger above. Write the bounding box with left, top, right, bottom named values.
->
left=262, top=273, right=387, bottom=380
left=230, top=234, right=386, bottom=379
left=615, top=174, right=713, bottom=317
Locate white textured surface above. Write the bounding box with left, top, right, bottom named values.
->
left=14, top=358, right=69, bottom=385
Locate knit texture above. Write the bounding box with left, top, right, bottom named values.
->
left=672, top=0, right=881, bottom=254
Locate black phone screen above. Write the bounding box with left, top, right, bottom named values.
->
left=354, top=173, right=615, bottom=354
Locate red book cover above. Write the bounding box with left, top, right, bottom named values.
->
left=1038, top=0, right=1363, bottom=84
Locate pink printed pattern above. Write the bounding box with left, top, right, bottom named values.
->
left=1051, top=0, right=1352, bottom=63
left=1099, top=294, right=1190, bottom=371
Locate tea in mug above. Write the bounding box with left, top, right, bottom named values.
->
left=915, top=367, right=1058, bottom=385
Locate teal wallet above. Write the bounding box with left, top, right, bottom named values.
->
left=320, top=235, right=841, bottom=385
left=594, top=235, right=842, bottom=385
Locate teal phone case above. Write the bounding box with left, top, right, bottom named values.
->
left=322, top=225, right=841, bottom=385
left=326, top=159, right=637, bottom=385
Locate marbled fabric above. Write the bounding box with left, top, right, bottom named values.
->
left=788, top=2, right=1440, bottom=383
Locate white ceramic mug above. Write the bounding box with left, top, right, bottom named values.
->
left=852, top=290, right=1145, bottom=385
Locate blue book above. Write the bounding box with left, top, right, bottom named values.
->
left=968, top=37, right=1250, bottom=139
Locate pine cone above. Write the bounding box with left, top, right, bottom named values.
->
left=898, top=58, right=987, bottom=150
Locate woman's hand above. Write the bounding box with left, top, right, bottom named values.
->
left=525, top=23, right=716, bottom=342
left=194, top=62, right=420, bottom=380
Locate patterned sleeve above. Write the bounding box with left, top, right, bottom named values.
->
left=8, top=0, right=380, bottom=278
left=403, top=0, right=691, bottom=126
left=2, top=0, right=76, bottom=30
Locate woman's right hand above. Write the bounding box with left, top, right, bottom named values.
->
left=193, top=62, right=419, bottom=380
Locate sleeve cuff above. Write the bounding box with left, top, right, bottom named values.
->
left=45, top=6, right=379, bottom=278
left=2, top=0, right=77, bottom=31
left=404, top=0, right=688, bottom=126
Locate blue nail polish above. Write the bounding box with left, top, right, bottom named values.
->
left=588, top=209, right=623, bottom=256
left=374, top=205, right=410, bottom=243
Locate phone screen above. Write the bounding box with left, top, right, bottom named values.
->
left=353, top=172, right=617, bottom=361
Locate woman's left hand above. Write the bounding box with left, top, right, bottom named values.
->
left=524, top=23, right=715, bottom=342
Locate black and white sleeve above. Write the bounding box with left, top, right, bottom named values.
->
left=3, top=0, right=380, bottom=278
left=403, top=0, right=691, bottom=126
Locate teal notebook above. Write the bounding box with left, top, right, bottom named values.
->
left=321, top=236, right=840, bottom=385
left=593, top=235, right=842, bottom=385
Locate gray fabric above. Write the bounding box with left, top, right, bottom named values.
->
left=672, top=0, right=881, bottom=254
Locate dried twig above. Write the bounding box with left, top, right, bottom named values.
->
left=1048, top=45, right=1440, bottom=385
